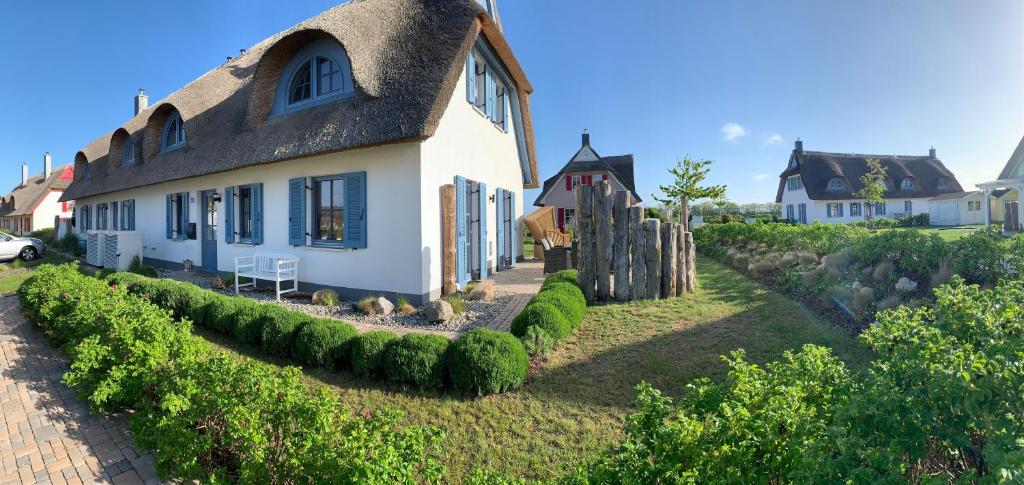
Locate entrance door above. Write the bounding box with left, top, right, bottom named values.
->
left=200, top=190, right=218, bottom=273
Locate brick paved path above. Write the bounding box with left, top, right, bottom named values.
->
left=0, top=297, right=161, bottom=485
left=485, top=260, right=545, bottom=331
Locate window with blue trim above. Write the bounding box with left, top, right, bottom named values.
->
left=288, top=172, right=366, bottom=249
left=313, top=176, right=345, bottom=244
left=122, top=137, right=136, bottom=166
left=224, top=183, right=263, bottom=244
left=120, top=199, right=135, bottom=230
left=272, top=39, right=354, bottom=116
left=161, top=112, right=186, bottom=152
left=96, top=203, right=109, bottom=230
left=466, top=44, right=509, bottom=131
left=900, top=178, right=915, bottom=190
left=166, top=192, right=189, bottom=240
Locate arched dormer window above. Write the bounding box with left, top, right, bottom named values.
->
left=122, top=136, right=137, bottom=166
left=900, top=178, right=915, bottom=190
left=82, top=163, right=92, bottom=180
left=937, top=177, right=950, bottom=190
left=827, top=178, right=846, bottom=191
left=161, top=111, right=186, bottom=152
left=272, top=38, right=354, bottom=116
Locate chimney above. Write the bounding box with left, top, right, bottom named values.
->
left=134, top=88, right=148, bottom=116
left=43, top=152, right=51, bottom=179
left=929, top=146, right=936, bottom=158
left=582, top=129, right=590, bottom=147
left=20, top=164, right=28, bottom=187
left=794, top=138, right=804, bottom=153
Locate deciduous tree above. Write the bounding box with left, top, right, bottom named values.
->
left=653, top=156, right=727, bottom=231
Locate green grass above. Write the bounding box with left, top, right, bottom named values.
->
left=523, top=239, right=534, bottom=259
left=0, top=252, right=72, bottom=294
left=196, top=257, right=870, bottom=482
left=891, top=224, right=984, bottom=242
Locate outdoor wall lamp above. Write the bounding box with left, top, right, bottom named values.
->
left=212, top=192, right=223, bottom=203
left=489, top=194, right=496, bottom=203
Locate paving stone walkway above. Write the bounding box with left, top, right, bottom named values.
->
left=0, top=297, right=161, bottom=485
left=485, top=260, right=545, bottom=331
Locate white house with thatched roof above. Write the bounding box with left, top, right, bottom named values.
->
left=62, top=0, right=536, bottom=305
left=0, top=153, right=74, bottom=236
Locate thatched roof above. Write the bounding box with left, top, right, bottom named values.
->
left=0, top=166, right=73, bottom=217
left=775, top=148, right=963, bottom=203
left=63, top=0, right=537, bottom=201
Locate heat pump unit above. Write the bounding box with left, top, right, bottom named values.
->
left=102, top=231, right=144, bottom=270
left=85, top=231, right=107, bottom=267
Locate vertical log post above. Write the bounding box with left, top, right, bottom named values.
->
left=613, top=191, right=630, bottom=301
left=576, top=184, right=596, bottom=302
left=675, top=224, right=686, bottom=294
left=660, top=222, right=678, bottom=298
left=644, top=219, right=661, bottom=299
left=629, top=206, right=646, bottom=300
left=594, top=181, right=613, bottom=301
left=441, top=184, right=456, bottom=296
left=684, top=231, right=697, bottom=293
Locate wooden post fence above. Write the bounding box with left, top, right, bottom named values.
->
left=576, top=184, right=596, bottom=302
left=685, top=231, right=697, bottom=293
left=628, top=206, right=646, bottom=300
left=613, top=191, right=630, bottom=301
left=594, top=181, right=613, bottom=300
left=441, top=184, right=456, bottom=296
left=675, top=224, right=685, bottom=293
left=660, top=222, right=677, bottom=298
left=644, top=218, right=661, bottom=299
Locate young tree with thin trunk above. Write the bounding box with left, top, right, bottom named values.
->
left=852, top=158, right=887, bottom=230
left=653, top=156, right=727, bottom=232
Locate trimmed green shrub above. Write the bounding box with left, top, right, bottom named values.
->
left=293, top=319, right=358, bottom=369
left=521, top=325, right=554, bottom=357
left=382, top=333, right=450, bottom=389
left=136, top=266, right=159, bottom=278
left=351, top=331, right=398, bottom=378
left=232, top=301, right=269, bottom=345
left=447, top=328, right=528, bottom=395
left=205, top=296, right=242, bottom=334
left=530, top=283, right=586, bottom=325
left=542, top=269, right=579, bottom=290
left=261, top=307, right=310, bottom=357
left=510, top=302, right=571, bottom=339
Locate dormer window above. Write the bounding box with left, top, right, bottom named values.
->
left=900, top=178, right=915, bottom=190
left=466, top=41, right=510, bottom=132
left=786, top=176, right=803, bottom=191
left=827, top=178, right=846, bottom=191
left=82, top=163, right=91, bottom=180
left=272, top=39, right=354, bottom=116
left=161, top=112, right=186, bottom=152
left=937, top=177, right=950, bottom=190
left=122, top=137, right=136, bottom=166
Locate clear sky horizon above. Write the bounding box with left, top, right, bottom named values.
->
left=0, top=0, right=1021, bottom=205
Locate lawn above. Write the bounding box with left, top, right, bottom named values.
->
left=198, top=257, right=871, bottom=481
left=0, top=251, right=72, bottom=294
left=882, top=224, right=984, bottom=241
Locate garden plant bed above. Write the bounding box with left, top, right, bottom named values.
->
left=222, top=288, right=515, bottom=333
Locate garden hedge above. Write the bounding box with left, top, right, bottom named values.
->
left=382, top=333, right=450, bottom=389
left=294, top=319, right=359, bottom=369
left=508, top=271, right=587, bottom=355
left=18, top=263, right=443, bottom=482
left=351, top=330, right=398, bottom=378
left=447, top=328, right=528, bottom=395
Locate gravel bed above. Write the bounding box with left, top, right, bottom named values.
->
left=222, top=289, right=515, bottom=333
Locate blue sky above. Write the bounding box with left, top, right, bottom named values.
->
left=0, top=0, right=1021, bottom=204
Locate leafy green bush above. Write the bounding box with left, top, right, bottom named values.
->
left=509, top=302, right=571, bottom=339
left=56, top=232, right=79, bottom=252
left=205, top=295, right=242, bottom=334
left=127, top=254, right=143, bottom=273
left=382, top=333, right=450, bottom=389
left=261, top=308, right=310, bottom=357
left=136, top=266, right=159, bottom=278
left=520, top=325, right=554, bottom=357
left=350, top=331, right=398, bottom=378
left=96, top=268, right=117, bottom=280
left=530, top=283, right=585, bottom=325
left=232, top=301, right=269, bottom=345
left=29, top=228, right=56, bottom=245
left=447, top=328, right=528, bottom=395
left=542, top=269, right=578, bottom=290
left=293, top=319, right=357, bottom=369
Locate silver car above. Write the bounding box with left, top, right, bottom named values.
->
left=0, top=233, right=46, bottom=261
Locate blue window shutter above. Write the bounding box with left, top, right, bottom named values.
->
left=466, top=50, right=476, bottom=104
left=343, top=171, right=367, bottom=248
left=225, top=186, right=235, bottom=243
left=111, top=202, right=118, bottom=231
left=838, top=203, right=843, bottom=217
left=181, top=192, right=190, bottom=239
left=509, top=190, right=516, bottom=265
left=455, top=176, right=468, bottom=286
left=165, top=195, right=173, bottom=239
left=129, top=200, right=136, bottom=230
left=485, top=71, right=496, bottom=120
left=288, top=178, right=306, bottom=246
left=495, top=188, right=504, bottom=272
left=252, top=183, right=264, bottom=244
left=478, top=181, right=488, bottom=279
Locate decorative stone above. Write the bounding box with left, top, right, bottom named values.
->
left=424, top=300, right=454, bottom=322
left=372, top=297, right=394, bottom=315
left=895, top=277, right=918, bottom=292
left=466, top=281, right=495, bottom=302
left=312, top=288, right=339, bottom=307
left=211, top=276, right=224, bottom=289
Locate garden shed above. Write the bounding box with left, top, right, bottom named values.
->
left=927, top=190, right=1009, bottom=226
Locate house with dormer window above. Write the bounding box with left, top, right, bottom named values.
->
left=776, top=140, right=962, bottom=224
left=61, top=0, right=537, bottom=304
left=533, top=131, right=641, bottom=231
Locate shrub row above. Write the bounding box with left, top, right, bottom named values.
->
left=104, top=271, right=528, bottom=395
left=509, top=270, right=586, bottom=355
left=18, top=263, right=444, bottom=482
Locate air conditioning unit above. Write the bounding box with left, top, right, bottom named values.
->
left=101, top=231, right=144, bottom=270
left=85, top=231, right=107, bottom=267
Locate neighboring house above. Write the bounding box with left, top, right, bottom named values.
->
left=61, top=0, right=537, bottom=304
left=776, top=140, right=962, bottom=224
left=928, top=189, right=1012, bottom=226
left=533, top=131, right=641, bottom=231
left=976, top=135, right=1024, bottom=227
left=0, top=153, right=74, bottom=236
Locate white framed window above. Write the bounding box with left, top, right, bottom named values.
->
left=564, top=208, right=576, bottom=228
left=827, top=178, right=846, bottom=191
left=850, top=202, right=862, bottom=217
left=904, top=200, right=912, bottom=212
left=786, top=176, right=803, bottom=191
left=571, top=175, right=582, bottom=189
left=937, top=178, right=950, bottom=190
left=901, top=178, right=915, bottom=190
left=826, top=202, right=843, bottom=218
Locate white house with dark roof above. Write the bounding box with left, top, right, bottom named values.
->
left=533, top=131, right=641, bottom=231
left=976, top=135, right=1024, bottom=227
left=62, top=0, right=536, bottom=304
left=776, top=140, right=963, bottom=224
left=0, top=153, right=74, bottom=236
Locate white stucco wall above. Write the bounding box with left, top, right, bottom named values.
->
left=419, top=67, right=526, bottom=293
left=31, top=190, right=72, bottom=232
left=781, top=185, right=932, bottom=224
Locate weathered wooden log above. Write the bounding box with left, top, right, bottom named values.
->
left=685, top=231, right=697, bottom=293
left=644, top=218, right=661, bottom=299
left=594, top=181, right=613, bottom=301
left=441, top=185, right=457, bottom=296
left=576, top=184, right=596, bottom=302
left=629, top=206, right=646, bottom=300
left=675, top=224, right=686, bottom=294
left=660, top=222, right=677, bottom=298
left=613, top=191, right=630, bottom=301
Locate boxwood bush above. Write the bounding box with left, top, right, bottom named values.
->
left=293, top=318, right=358, bottom=369
left=351, top=330, right=398, bottom=378
left=262, top=307, right=310, bottom=357
left=530, top=282, right=585, bottom=324
left=446, top=328, right=528, bottom=395
left=542, top=269, right=578, bottom=289
left=383, top=333, right=450, bottom=389
left=510, top=302, right=571, bottom=339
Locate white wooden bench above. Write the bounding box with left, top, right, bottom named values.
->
left=235, top=253, right=299, bottom=301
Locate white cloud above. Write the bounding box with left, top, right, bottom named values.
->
left=753, top=173, right=770, bottom=181
left=762, top=133, right=784, bottom=146
left=720, top=122, right=748, bottom=142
